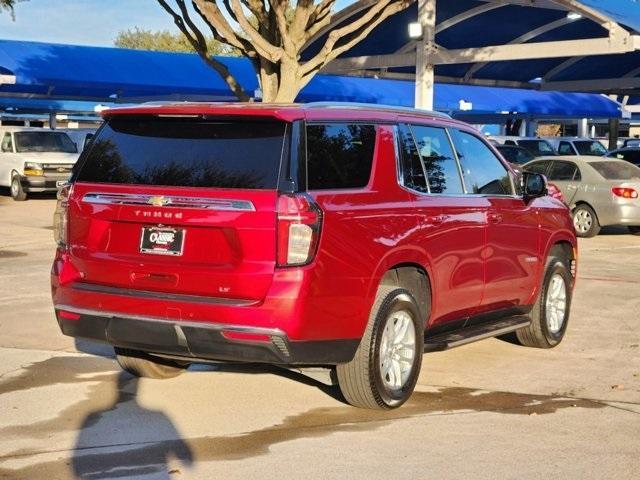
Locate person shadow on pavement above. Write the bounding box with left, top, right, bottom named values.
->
left=72, top=372, right=193, bottom=479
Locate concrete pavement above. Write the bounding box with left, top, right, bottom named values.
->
left=0, top=195, right=638, bottom=479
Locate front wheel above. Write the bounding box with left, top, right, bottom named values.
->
left=10, top=175, right=27, bottom=201
left=115, top=347, right=189, bottom=379
left=516, top=251, right=572, bottom=348
left=336, top=287, right=424, bottom=409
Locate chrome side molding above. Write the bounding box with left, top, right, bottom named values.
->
left=82, top=192, right=255, bottom=211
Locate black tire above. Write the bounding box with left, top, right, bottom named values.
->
left=572, top=204, right=600, bottom=238
left=628, top=226, right=640, bottom=236
left=10, top=175, right=27, bottom=201
left=516, top=250, right=572, bottom=348
left=336, top=287, right=424, bottom=409
left=115, top=347, right=189, bottom=379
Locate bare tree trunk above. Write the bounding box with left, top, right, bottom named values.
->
left=157, top=0, right=413, bottom=103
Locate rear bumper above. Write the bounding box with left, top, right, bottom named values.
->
left=54, top=305, right=359, bottom=366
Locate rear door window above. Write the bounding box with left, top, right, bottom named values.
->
left=306, top=123, right=376, bottom=190
left=574, top=141, right=607, bottom=156
left=410, top=125, right=464, bottom=194
left=76, top=118, right=287, bottom=189
left=450, top=129, right=513, bottom=195
left=548, top=161, right=580, bottom=181
left=524, top=161, right=551, bottom=175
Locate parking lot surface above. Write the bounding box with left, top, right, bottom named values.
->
left=0, top=195, right=638, bottom=479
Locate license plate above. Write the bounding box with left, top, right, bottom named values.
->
left=140, top=226, right=185, bottom=256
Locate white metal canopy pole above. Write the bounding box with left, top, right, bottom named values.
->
left=415, top=0, right=436, bottom=110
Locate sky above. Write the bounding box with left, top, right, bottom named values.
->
left=0, top=0, right=354, bottom=47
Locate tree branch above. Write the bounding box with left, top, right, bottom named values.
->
left=226, top=0, right=283, bottom=62
left=192, top=0, right=253, bottom=54
left=301, top=0, right=412, bottom=76
left=156, top=0, right=251, bottom=101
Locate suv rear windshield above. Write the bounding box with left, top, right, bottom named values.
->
left=76, top=117, right=287, bottom=189
left=589, top=161, right=640, bottom=180
left=15, top=132, right=77, bottom=153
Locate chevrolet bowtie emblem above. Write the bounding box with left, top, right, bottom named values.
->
left=148, top=196, right=171, bottom=207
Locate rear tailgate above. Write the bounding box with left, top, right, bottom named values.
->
left=67, top=115, right=288, bottom=302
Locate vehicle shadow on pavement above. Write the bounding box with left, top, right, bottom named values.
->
left=71, top=372, right=193, bottom=479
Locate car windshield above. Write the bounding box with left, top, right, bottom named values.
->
left=14, top=132, right=78, bottom=153
left=498, top=147, right=534, bottom=165
left=574, top=141, right=607, bottom=156
left=589, top=161, right=640, bottom=180
left=518, top=140, right=555, bottom=156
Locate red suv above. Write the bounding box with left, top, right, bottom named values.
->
left=51, top=103, right=577, bottom=409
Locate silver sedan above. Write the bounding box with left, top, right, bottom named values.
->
left=523, top=156, right=640, bottom=237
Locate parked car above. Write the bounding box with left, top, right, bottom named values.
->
left=0, top=127, right=79, bottom=201
left=490, top=136, right=558, bottom=157
left=544, top=137, right=608, bottom=156
left=622, top=138, right=640, bottom=148
left=607, top=147, right=640, bottom=167
left=524, top=156, right=640, bottom=237
left=59, top=128, right=97, bottom=152
left=495, top=144, right=535, bottom=167
left=51, top=102, right=577, bottom=410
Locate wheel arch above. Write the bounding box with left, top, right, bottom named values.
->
left=371, top=256, right=433, bottom=328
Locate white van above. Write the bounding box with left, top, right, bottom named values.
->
left=0, top=127, right=80, bottom=201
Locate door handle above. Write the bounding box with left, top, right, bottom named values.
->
left=488, top=212, right=503, bottom=224
left=567, top=185, right=578, bottom=190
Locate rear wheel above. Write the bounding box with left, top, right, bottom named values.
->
left=336, top=287, right=424, bottom=409
left=516, top=250, right=572, bottom=348
left=115, top=347, right=189, bottom=379
left=628, top=226, right=640, bottom=236
left=572, top=204, right=600, bottom=238
left=10, top=175, right=27, bottom=201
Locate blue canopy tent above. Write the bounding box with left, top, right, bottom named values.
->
left=0, top=39, right=625, bottom=122
left=309, top=0, right=640, bottom=105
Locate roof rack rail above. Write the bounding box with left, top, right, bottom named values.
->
left=303, top=102, right=451, bottom=119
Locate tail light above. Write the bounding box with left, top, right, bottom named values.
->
left=612, top=187, right=638, bottom=199
left=546, top=182, right=566, bottom=204
left=277, top=194, right=322, bottom=267
left=53, top=183, right=72, bottom=247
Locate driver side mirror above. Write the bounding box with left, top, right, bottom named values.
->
left=522, top=172, right=547, bottom=199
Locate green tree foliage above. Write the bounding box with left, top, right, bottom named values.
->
left=114, top=27, right=238, bottom=55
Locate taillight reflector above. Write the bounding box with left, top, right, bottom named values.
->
left=612, top=187, right=638, bottom=199
left=221, top=331, right=271, bottom=343
left=58, top=310, right=81, bottom=321
left=277, top=194, right=322, bottom=267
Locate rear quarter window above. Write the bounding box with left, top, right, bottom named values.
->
left=75, top=118, right=287, bottom=189
left=306, top=123, right=376, bottom=190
